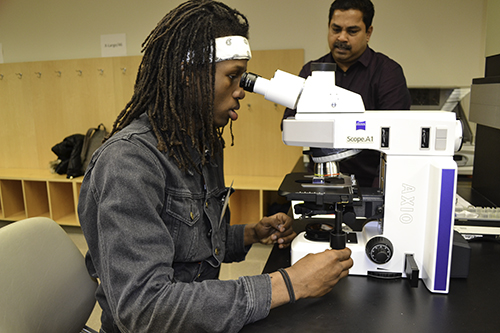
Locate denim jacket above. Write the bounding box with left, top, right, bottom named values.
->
left=78, top=114, right=272, bottom=332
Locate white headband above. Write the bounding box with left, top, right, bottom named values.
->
left=215, top=36, right=252, bottom=62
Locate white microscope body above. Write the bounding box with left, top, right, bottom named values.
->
left=241, top=65, right=462, bottom=294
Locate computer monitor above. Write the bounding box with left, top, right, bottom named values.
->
left=464, top=54, right=500, bottom=207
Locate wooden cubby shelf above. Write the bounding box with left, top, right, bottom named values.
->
left=0, top=169, right=82, bottom=226
left=0, top=170, right=289, bottom=227
left=225, top=175, right=289, bottom=225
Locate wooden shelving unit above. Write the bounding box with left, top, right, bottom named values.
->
left=225, top=175, right=289, bottom=225
left=0, top=170, right=288, bottom=226
left=0, top=169, right=82, bottom=226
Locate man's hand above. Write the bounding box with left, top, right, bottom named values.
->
left=270, top=247, right=353, bottom=308
left=244, top=213, right=296, bottom=248
left=289, top=248, right=353, bottom=299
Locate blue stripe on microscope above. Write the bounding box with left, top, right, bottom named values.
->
left=434, top=169, right=455, bottom=291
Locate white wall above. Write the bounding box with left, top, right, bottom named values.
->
left=0, top=0, right=487, bottom=87
left=486, top=0, right=500, bottom=57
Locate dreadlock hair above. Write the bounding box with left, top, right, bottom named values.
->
left=106, top=0, right=249, bottom=172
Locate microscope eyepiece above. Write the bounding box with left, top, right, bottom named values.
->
left=240, top=72, right=260, bottom=92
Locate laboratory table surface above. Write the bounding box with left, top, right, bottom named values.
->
left=241, top=231, right=500, bottom=333
left=241, top=170, right=500, bottom=333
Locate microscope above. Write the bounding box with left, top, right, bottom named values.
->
left=240, top=63, right=463, bottom=294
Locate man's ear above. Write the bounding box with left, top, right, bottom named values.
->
left=366, top=26, right=373, bottom=42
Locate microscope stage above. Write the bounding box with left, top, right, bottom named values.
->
left=278, top=172, right=355, bottom=205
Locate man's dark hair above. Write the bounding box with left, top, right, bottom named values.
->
left=107, top=0, right=249, bottom=171
left=329, top=0, right=375, bottom=31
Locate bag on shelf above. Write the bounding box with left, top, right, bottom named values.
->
left=80, top=123, right=108, bottom=175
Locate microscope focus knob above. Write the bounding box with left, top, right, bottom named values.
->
left=366, top=237, right=393, bottom=264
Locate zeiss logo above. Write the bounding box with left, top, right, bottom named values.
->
left=356, top=121, right=366, bottom=130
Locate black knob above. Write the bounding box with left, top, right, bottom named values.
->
left=366, top=237, right=393, bottom=264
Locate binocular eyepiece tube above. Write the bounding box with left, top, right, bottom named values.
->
left=239, top=70, right=305, bottom=110
left=239, top=63, right=337, bottom=109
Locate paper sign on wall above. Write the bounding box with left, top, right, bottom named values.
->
left=101, top=34, right=127, bottom=57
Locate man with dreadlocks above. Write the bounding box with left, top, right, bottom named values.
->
left=78, top=1, right=353, bottom=332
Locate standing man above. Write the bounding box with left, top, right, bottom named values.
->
left=283, top=0, right=412, bottom=187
